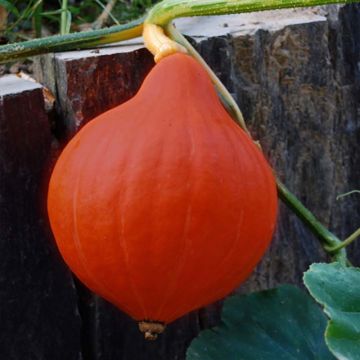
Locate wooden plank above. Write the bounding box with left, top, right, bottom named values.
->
left=35, top=41, right=155, bottom=138
left=0, top=75, right=82, bottom=360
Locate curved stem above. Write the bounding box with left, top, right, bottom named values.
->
left=147, top=0, right=359, bottom=25
left=167, top=24, right=348, bottom=265
left=336, top=189, right=360, bottom=200
left=166, top=23, right=249, bottom=134
left=60, top=0, right=69, bottom=35
left=0, top=17, right=144, bottom=64
left=144, top=23, right=187, bottom=62
left=326, top=228, right=360, bottom=253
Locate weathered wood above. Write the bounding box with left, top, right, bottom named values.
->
left=30, top=4, right=360, bottom=359
left=34, top=42, right=155, bottom=138
left=0, top=76, right=82, bottom=359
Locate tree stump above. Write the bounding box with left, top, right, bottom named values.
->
left=0, top=75, right=82, bottom=359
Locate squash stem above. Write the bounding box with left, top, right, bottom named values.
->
left=143, top=23, right=187, bottom=62
left=167, top=23, right=348, bottom=265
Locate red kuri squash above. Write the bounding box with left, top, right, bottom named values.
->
left=47, top=53, right=277, bottom=339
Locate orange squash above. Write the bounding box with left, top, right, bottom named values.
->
left=47, top=53, right=277, bottom=338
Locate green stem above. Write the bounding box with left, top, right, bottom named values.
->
left=34, top=1, right=43, bottom=38
left=0, top=17, right=144, bottom=64
left=167, top=23, right=347, bottom=265
left=277, top=180, right=347, bottom=264
left=60, top=0, right=69, bottom=35
left=336, top=189, right=360, bottom=200
left=326, top=228, right=360, bottom=253
left=147, top=0, right=359, bottom=25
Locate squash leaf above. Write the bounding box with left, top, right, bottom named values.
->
left=304, top=262, right=360, bottom=360
left=187, top=285, right=333, bottom=360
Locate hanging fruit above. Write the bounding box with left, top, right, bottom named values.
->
left=47, top=29, right=278, bottom=339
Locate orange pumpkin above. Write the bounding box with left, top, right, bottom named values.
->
left=47, top=53, right=277, bottom=338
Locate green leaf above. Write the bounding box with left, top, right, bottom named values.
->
left=187, top=285, right=333, bottom=360
left=304, top=262, right=360, bottom=360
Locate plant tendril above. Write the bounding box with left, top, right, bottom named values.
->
left=325, top=228, right=360, bottom=253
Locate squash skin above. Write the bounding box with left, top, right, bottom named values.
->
left=47, top=53, right=278, bottom=324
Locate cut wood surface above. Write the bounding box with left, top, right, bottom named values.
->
left=0, top=4, right=359, bottom=359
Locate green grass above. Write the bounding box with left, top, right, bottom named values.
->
left=1, top=0, right=158, bottom=43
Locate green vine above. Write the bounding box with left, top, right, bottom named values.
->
left=0, top=17, right=144, bottom=64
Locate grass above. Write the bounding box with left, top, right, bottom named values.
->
left=0, top=0, right=158, bottom=43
